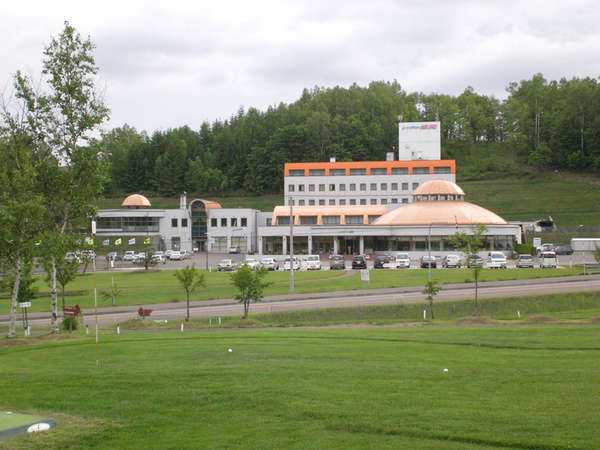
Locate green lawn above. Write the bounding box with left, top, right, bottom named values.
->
left=0, top=266, right=584, bottom=314
left=1, top=326, right=598, bottom=448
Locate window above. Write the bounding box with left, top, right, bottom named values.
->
left=434, top=166, right=451, bottom=174
left=211, top=218, right=217, bottom=227
left=339, top=184, right=346, bottom=191
left=370, top=183, right=377, bottom=191
left=329, top=169, right=346, bottom=176
left=381, top=198, right=387, bottom=204
left=231, top=218, right=237, bottom=227
left=350, top=168, right=366, bottom=176
left=277, top=216, right=290, bottom=225
left=181, top=218, right=188, bottom=227
left=370, top=199, right=377, bottom=205
left=298, top=185, right=305, bottom=192
left=402, top=182, right=409, bottom=190
left=329, top=184, right=335, bottom=191
left=309, top=169, right=325, bottom=176
left=349, top=184, right=356, bottom=191
left=288, top=184, right=295, bottom=192
left=328, top=199, right=335, bottom=205
left=402, top=198, right=409, bottom=204
left=413, top=167, right=430, bottom=174
left=391, top=167, right=408, bottom=175
left=266, top=218, right=272, bottom=226
left=391, top=183, right=398, bottom=191
left=171, top=218, right=178, bottom=227
left=289, top=169, right=304, bottom=176
left=221, top=218, right=227, bottom=227
left=309, top=184, right=315, bottom=192
left=370, top=168, right=387, bottom=175
left=339, top=199, right=346, bottom=205
left=322, top=215, right=341, bottom=225
left=241, top=218, right=247, bottom=227
left=368, top=215, right=380, bottom=224
left=345, top=215, right=363, bottom=224
left=380, top=183, right=387, bottom=190
left=309, top=199, right=315, bottom=205
left=300, top=216, right=317, bottom=225
left=350, top=199, right=356, bottom=205
left=298, top=200, right=305, bottom=206
left=360, top=199, right=367, bottom=205
left=319, top=199, right=325, bottom=205
left=319, top=184, right=325, bottom=192
left=412, top=182, right=419, bottom=189
left=360, top=183, right=367, bottom=191
left=391, top=198, right=398, bottom=204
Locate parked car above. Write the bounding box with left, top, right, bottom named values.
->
left=442, top=254, right=461, bottom=268
left=260, top=257, right=278, bottom=271
left=80, top=250, right=96, bottom=260
left=169, top=251, right=183, bottom=261
left=133, top=252, right=147, bottom=264
left=374, top=255, right=390, bottom=269
left=123, top=251, right=136, bottom=262
left=467, top=255, right=484, bottom=268
left=329, top=255, right=346, bottom=270
left=244, top=257, right=259, bottom=269
left=420, top=255, right=437, bottom=268
left=516, top=254, right=534, bottom=268
left=394, top=253, right=411, bottom=268
left=537, top=243, right=555, bottom=256
left=540, top=251, right=558, bottom=268
left=152, top=252, right=166, bottom=264
left=228, top=246, right=240, bottom=254
left=283, top=257, right=300, bottom=271
left=165, top=250, right=174, bottom=259
left=105, top=252, right=122, bottom=262
left=352, top=255, right=367, bottom=269
left=302, top=255, right=321, bottom=270
left=217, top=259, right=235, bottom=272
left=180, top=250, right=192, bottom=260
left=554, top=244, right=573, bottom=255
left=487, top=252, right=507, bottom=269
left=65, top=252, right=81, bottom=263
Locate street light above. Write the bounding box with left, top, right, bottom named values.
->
left=289, top=198, right=294, bottom=294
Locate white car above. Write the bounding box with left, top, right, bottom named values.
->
left=244, top=257, right=259, bottom=269
left=302, top=255, right=321, bottom=270
left=180, top=250, right=192, bottom=260
left=283, top=257, right=300, bottom=271
left=260, top=257, right=278, bottom=271
left=540, top=251, right=557, bottom=268
left=152, top=252, right=166, bottom=264
left=169, top=251, right=183, bottom=261
left=65, top=252, right=81, bottom=263
left=217, top=259, right=235, bottom=271
left=394, top=253, right=411, bottom=268
left=442, top=254, right=461, bottom=268
left=134, top=252, right=147, bottom=263
left=487, top=252, right=507, bottom=269
left=123, top=251, right=136, bottom=262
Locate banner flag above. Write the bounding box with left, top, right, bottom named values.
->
left=115, top=238, right=122, bottom=245
left=144, top=237, right=151, bottom=245
left=128, top=238, right=136, bottom=245
left=103, top=239, right=110, bottom=246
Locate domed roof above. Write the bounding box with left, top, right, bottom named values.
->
left=373, top=201, right=508, bottom=226
left=413, top=179, right=465, bottom=196
left=122, top=194, right=151, bottom=208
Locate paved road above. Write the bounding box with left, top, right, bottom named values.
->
left=5, top=275, right=600, bottom=329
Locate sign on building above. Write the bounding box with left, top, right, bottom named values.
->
left=398, top=121, right=441, bottom=161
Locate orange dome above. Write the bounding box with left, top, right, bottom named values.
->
left=122, top=194, right=151, bottom=208
left=373, top=201, right=507, bottom=226
left=413, top=179, right=465, bottom=196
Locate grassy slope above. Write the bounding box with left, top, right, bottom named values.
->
left=0, top=326, right=598, bottom=448
left=0, top=266, right=583, bottom=314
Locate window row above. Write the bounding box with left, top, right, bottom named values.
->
left=171, top=218, right=188, bottom=228
left=288, top=182, right=419, bottom=193
left=275, top=214, right=381, bottom=226
left=288, top=166, right=451, bottom=176
left=210, top=217, right=248, bottom=228
left=290, top=198, right=409, bottom=206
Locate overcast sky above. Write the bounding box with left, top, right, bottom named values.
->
left=2, top=1, right=599, bottom=133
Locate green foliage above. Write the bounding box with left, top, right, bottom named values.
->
left=516, top=243, right=535, bottom=255
left=230, top=265, right=271, bottom=318
left=422, top=280, right=441, bottom=319
left=60, top=315, right=78, bottom=331
left=594, top=246, right=600, bottom=264
left=174, top=264, right=206, bottom=320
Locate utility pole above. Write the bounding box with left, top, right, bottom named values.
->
left=289, top=198, right=294, bottom=293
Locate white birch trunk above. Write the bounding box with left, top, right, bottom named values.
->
left=8, top=257, right=23, bottom=338
left=49, top=256, right=59, bottom=333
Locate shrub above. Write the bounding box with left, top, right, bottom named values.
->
left=62, top=316, right=78, bottom=331
left=516, top=243, right=535, bottom=255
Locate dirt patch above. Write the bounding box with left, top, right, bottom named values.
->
left=0, top=333, right=82, bottom=348
left=455, top=316, right=495, bottom=325
left=589, top=316, right=600, bottom=323
left=522, top=315, right=559, bottom=324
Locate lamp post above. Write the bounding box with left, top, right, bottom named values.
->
left=289, top=198, right=294, bottom=294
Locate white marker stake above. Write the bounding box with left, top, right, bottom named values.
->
left=181, top=322, right=184, bottom=332
left=218, top=316, right=221, bottom=326
left=209, top=318, right=212, bottom=328
left=423, top=309, right=427, bottom=320
left=517, top=310, right=521, bottom=318
left=117, top=323, right=120, bottom=335
left=86, top=324, right=89, bottom=335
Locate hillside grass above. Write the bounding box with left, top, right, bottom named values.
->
left=0, top=266, right=583, bottom=314
left=1, top=326, right=598, bottom=448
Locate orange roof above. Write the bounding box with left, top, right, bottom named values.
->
left=122, top=194, right=151, bottom=208
left=272, top=205, right=387, bottom=225
left=284, top=160, right=455, bottom=176
left=413, top=179, right=465, bottom=196
left=373, top=201, right=507, bottom=226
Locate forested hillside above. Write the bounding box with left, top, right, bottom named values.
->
left=98, top=74, right=600, bottom=196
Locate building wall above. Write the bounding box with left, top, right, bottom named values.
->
left=207, top=208, right=260, bottom=253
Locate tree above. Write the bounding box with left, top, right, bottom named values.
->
left=422, top=280, right=441, bottom=320
left=449, top=225, right=487, bottom=316
left=174, top=264, right=206, bottom=321
left=231, top=265, right=271, bottom=319
left=101, top=278, right=121, bottom=307
left=10, top=22, right=110, bottom=332
left=47, top=258, right=79, bottom=308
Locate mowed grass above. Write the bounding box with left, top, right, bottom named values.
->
left=0, top=326, right=598, bottom=448
left=0, top=266, right=584, bottom=314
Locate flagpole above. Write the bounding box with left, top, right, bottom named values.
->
left=92, top=220, right=98, bottom=368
